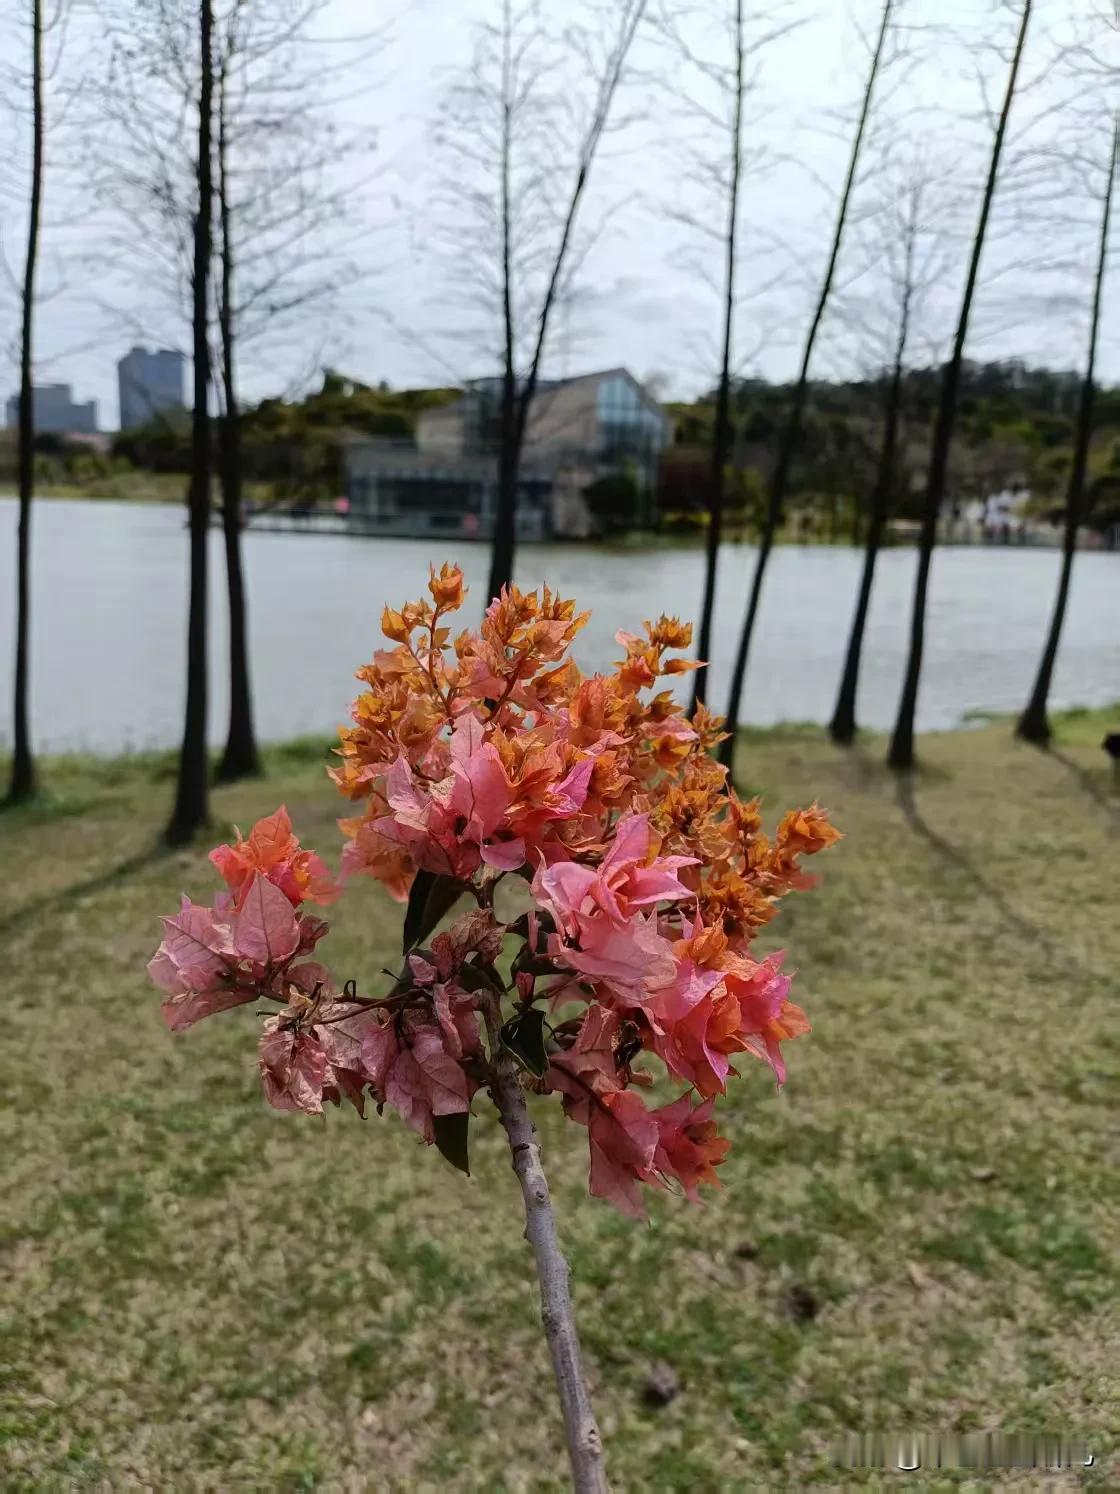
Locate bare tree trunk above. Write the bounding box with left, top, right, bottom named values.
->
left=215, top=58, right=261, bottom=784
left=691, top=0, right=743, bottom=713
left=485, top=0, right=648, bottom=603
left=167, top=0, right=214, bottom=844
left=888, top=0, right=1032, bottom=770
left=829, top=373, right=902, bottom=745
left=8, top=0, right=44, bottom=806
left=485, top=1006, right=607, bottom=1493
left=718, top=0, right=893, bottom=772
left=830, top=192, right=918, bottom=746
left=489, top=0, right=519, bottom=603
left=1017, top=116, right=1116, bottom=746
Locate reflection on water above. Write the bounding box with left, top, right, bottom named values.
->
left=1, top=498, right=1117, bottom=754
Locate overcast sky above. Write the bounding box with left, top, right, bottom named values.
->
left=1, top=0, right=1116, bottom=428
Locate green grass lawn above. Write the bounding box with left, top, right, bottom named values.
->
left=31, top=474, right=278, bottom=506
left=2, top=715, right=1117, bottom=1489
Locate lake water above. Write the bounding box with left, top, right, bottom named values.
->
left=1, top=498, right=1117, bottom=755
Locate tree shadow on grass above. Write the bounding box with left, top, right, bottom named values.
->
left=892, top=772, right=1046, bottom=947
left=831, top=742, right=1104, bottom=982
left=1046, top=747, right=1120, bottom=828
left=0, top=841, right=173, bottom=939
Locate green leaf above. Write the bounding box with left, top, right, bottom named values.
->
left=512, top=949, right=561, bottom=978
left=456, top=961, right=502, bottom=996
left=501, top=1007, right=549, bottom=1079
left=432, top=1111, right=471, bottom=1176
left=403, top=870, right=465, bottom=954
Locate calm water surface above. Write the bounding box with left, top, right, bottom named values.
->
left=1, top=498, right=1117, bottom=754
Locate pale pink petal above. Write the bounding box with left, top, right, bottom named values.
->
left=385, top=753, right=428, bottom=821
left=431, top=985, right=463, bottom=1059
left=585, top=1089, right=659, bottom=1218
left=157, top=902, right=234, bottom=988
left=295, top=915, right=330, bottom=956
left=339, top=838, right=368, bottom=881
left=451, top=744, right=512, bottom=839
left=535, top=861, right=598, bottom=926
left=315, top=1004, right=381, bottom=1074
left=739, top=1033, right=788, bottom=1086
left=729, top=953, right=791, bottom=1031
left=328, top=1066, right=369, bottom=1116
left=209, top=842, right=247, bottom=894
left=411, top=1027, right=472, bottom=1115
left=427, top=981, right=481, bottom=1061
left=287, top=1036, right=330, bottom=1114
left=562, top=917, right=675, bottom=994
left=384, top=1047, right=434, bottom=1141
left=259, top=1026, right=329, bottom=1114
left=300, top=850, right=342, bottom=905
left=286, top=960, right=334, bottom=996
left=552, top=756, right=594, bottom=814
left=624, top=864, right=696, bottom=907
left=259, top=1025, right=294, bottom=1078
left=233, top=874, right=300, bottom=967
left=449, top=713, right=486, bottom=763
left=161, top=985, right=256, bottom=1033
left=588, top=1136, right=647, bottom=1220
left=147, top=947, right=188, bottom=996
left=408, top=953, right=439, bottom=986
left=480, top=836, right=526, bottom=870
left=602, top=812, right=650, bottom=875
left=649, top=958, right=723, bottom=1025
left=360, top=1021, right=400, bottom=1090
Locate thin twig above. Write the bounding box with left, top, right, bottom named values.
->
left=483, top=999, right=607, bottom=1494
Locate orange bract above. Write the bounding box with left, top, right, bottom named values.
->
left=150, top=564, right=843, bottom=1223
left=334, top=568, right=840, bottom=958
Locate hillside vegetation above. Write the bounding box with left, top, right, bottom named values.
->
left=7, top=361, right=1118, bottom=540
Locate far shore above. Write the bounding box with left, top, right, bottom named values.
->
left=3, top=489, right=1112, bottom=554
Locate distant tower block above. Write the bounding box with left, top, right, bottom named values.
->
left=117, top=346, right=186, bottom=430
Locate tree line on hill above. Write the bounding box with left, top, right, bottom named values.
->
left=664, top=361, right=1120, bottom=540
left=3, top=0, right=1116, bottom=847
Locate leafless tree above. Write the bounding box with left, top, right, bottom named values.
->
left=167, top=0, right=214, bottom=844
left=5, top=0, right=45, bottom=803
left=213, top=25, right=258, bottom=780
left=1018, top=112, right=1116, bottom=745
left=1, top=0, right=85, bottom=801
left=887, top=0, right=1033, bottom=771
left=435, top=0, right=650, bottom=603
left=93, top=0, right=380, bottom=795
left=692, top=0, right=742, bottom=712
left=648, top=0, right=781, bottom=708
left=718, top=0, right=896, bottom=770
left=655, top=0, right=747, bottom=710
left=210, top=4, right=379, bottom=779
left=829, top=152, right=951, bottom=744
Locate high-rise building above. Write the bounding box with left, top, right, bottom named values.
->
left=4, top=383, right=97, bottom=434
left=117, top=346, right=186, bottom=430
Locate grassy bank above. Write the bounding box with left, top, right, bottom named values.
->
left=1, top=717, right=1117, bottom=1488
left=26, top=474, right=277, bottom=505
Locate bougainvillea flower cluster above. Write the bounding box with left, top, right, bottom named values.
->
left=149, top=564, right=839, bottom=1217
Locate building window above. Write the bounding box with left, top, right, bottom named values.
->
left=596, top=375, right=664, bottom=464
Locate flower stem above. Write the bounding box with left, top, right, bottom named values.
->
left=485, top=1005, right=608, bottom=1493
